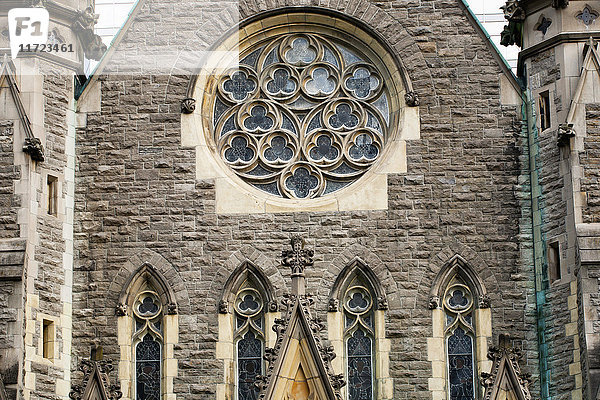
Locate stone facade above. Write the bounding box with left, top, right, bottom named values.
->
left=2, top=1, right=600, bottom=400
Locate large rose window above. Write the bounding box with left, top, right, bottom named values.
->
left=209, top=32, right=394, bottom=199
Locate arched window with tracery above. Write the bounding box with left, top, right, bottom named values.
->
left=443, top=277, right=476, bottom=400
left=427, top=255, right=493, bottom=400
left=328, top=260, right=390, bottom=400
left=343, top=282, right=375, bottom=400
left=216, top=261, right=276, bottom=400
left=234, top=285, right=265, bottom=400
left=132, top=291, right=163, bottom=400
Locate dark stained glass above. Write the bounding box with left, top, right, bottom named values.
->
left=136, top=334, right=161, bottom=400
left=448, top=289, right=468, bottom=309
left=347, top=329, right=373, bottom=400
left=447, top=327, right=475, bottom=400
left=238, top=331, right=262, bottom=400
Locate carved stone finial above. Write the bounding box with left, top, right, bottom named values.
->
left=478, top=294, right=491, bottom=309
left=72, top=7, right=107, bottom=61
left=23, top=137, right=45, bottom=162
left=181, top=98, right=196, bottom=114
left=428, top=295, right=440, bottom=310
left=404, top=91, right=420, bottom=107
left=218, top=300, right=228, bottom=314
left=328, top=298, right=339, bottom=312
left=282, top=235, right=313, bottom=296
left=558, top=123, right=576, bottom=146
left=115, top=303, right=127, bottom=316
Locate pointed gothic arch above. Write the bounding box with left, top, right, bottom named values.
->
left=117, top=263, right=178, bottom=316
left=429, top=254, right=489, bottom=310
left=114, top=258, right=180, bottom=400
left=218, top=261, right=277, bottom=314
left=328, top=258, right=388, bottom=312
left=427, top=254, right=493, bottom=400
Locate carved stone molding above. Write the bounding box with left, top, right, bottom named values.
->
left=69, top=359, right=122, bottom=400
left=481, top=345, right=532, bottom=400
left=180, top=98, right=196, bottom=114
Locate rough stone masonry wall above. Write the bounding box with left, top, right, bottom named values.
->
left=72, top=0, right=538, bottom=399
left=527, top=46, right=574, bottom=400
left=0, top=121, right=20, bottom=239
left=581, top=104, right=600, bottom=223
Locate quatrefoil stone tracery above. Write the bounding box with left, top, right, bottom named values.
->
left=211, top=32, right=393, bottom=199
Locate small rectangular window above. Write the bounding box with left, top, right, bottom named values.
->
left=548, top=242, right=561, bottom=283
left=47, top=175, right=57, bottom=216
left=539, top=91, right=551, bottom=131
left=42, top=319, right=55, bottom=360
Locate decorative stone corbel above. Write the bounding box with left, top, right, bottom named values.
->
left=166, top=302, right=178, bottom=315
left=72, top=7, right=107, bottom=61
left=428, top=295, right=440, bottom=310
left=218, top=299, right=228, bottom=314
left=404, top=91, right=420, bottom=107
left=377, top=296, right=389, bottom=310
left=478, top=294, right=491, bottom=309
left=23, top=137, right=45, bottom=162
left=267, top=300, right=278, bottom=312
left=557, top=123, right=576, bottom=146
left=115, top=303, right=127, bottom=316
left=181, top=98, right=196, bottom=114
left=327, top=298, right=339, bottom=312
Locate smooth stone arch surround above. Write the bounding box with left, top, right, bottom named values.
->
left=181, top=5, right=425, bottom=213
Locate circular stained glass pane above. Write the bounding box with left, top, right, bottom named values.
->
left=235, top=289, right=263, bottom=317
left=134, top=292, right=161, bottom=319
left=209, top=30, right=396, bottom=199
left=344, top=287, right=372, bottom=315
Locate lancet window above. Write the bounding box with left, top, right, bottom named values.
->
left=234, top=285, right=265, bottom=400
left=132, top=291, right=163, bottom=400
left=443, top=277, right=476, bottom=400
left=343, top=279, right=375, bottom=400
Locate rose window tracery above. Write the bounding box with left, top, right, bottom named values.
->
left=210, top=33, right=393, bottom=199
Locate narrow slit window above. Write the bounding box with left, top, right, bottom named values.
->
left=539, top=91, right=551, bottom=131
left=47, top=175, right=58, bottom=216
left=548, top=242, right=561, bottom=283
left=42, top=319, right=54, bottom=360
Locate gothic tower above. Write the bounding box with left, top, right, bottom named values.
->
left=0, top=1, right=104, bottom=400
left=516, top=0, right=600, bottom=399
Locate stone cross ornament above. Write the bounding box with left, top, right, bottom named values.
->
left=281, top=236, right=314, bottom=295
